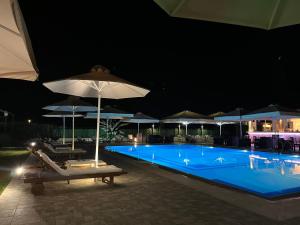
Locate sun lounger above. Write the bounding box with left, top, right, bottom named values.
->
left=43, top=142, right=86, bottom=155
left=23, top=150, right=126, bottom=194
left=29, top=149, right=106, bottom=170
left=50, top=142, right=71, bottom=148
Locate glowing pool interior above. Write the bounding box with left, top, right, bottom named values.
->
left=105, top=144, right=300, bottom=198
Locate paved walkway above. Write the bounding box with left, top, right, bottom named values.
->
left=0, top=152, right=300, bottom=225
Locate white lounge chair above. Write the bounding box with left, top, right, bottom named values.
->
left=23, top=150, right=126, bottom=194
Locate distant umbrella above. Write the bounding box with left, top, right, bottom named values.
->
left=43, top=65, right=150, bottom=165
left=43, top=96, right=97, bottom=150
left=122, top=112, right=159, bottom=137
left=43, top=111, right=84, bottom=144
left=215, top=108, right=247, bottom=138
left=210, top=112, right=234, bottom=136
left=209, top=112, right=225, bottom=118
left=85, top=106, right=134, bottom=120
left=161, top=110, right=213, bottom=135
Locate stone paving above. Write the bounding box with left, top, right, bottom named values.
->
left=1, top=152, right=300, bottom=225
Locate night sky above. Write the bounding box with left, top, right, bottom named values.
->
left=1, top=0, right=300, bottom=123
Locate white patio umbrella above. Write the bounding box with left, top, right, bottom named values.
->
left=43, top=96, right=97, bottom=150
left=43, top=111, right=84, bottom=144
left=122, top=112, right=159, bottom=138
left=0, top=0, right=38, bottom=81
left=215, top=121, right=235, bottom=136
left=85, top=105, right=134, bottom=140
left=214, top=108, right=246, bottom=138
left=161, top=110, right=213, bottom=136
left=43, top=65, right=150, bottom=165
left=209, top=111, right=234, bottom=136
left=155, top=0, right=300, bottom=30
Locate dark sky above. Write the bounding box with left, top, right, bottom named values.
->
left=1, top=0, right=300, bottom=122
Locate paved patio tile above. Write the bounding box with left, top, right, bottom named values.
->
left=0, top=209, right=15, bottom=218
left=0, top=217, right=12, bottom=225
left=1, top=152, right=300, bottom=225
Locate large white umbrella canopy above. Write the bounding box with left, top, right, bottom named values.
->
left=0, top=0, right=38, bottom=81
left=43, top=111, right=84, bottom=144
left=122, top=112, right=159, bottom=137
left=154, top=0, right=300, bottom=30
left=43, top=65, right=150, bottom=165
left=43, top=97, right=97, bottom=149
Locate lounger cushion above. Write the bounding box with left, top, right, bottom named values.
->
left=65, top=159, right=107, bottom=166
left=67, top=165, right=123, bottom=176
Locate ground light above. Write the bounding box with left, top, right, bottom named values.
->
left=15, top=167, right=24, bottom=176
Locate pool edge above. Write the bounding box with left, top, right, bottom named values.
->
left=104, top=148, right=300, bottom=221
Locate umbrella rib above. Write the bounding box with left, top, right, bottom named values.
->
left=79, top=80, right=99, bottom=92
left=92, top=81, right=102, bottom=92
left=98, top=81, right=107, bottom=92
left=0, top=24, right=20, bottom=36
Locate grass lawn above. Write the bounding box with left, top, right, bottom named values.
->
left=0, top=150, right=29, bottom=195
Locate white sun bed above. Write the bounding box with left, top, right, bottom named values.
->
left=23, top=150, right=126, bottom=194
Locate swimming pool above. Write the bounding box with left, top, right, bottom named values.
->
left=105, top=144, right=300, bottom=198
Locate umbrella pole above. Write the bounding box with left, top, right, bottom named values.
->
left=106, top=119, right=109, bottom=141
left=239, top=120, right=242, bottom=138
left=95, top=94, right=101, bottom=166
left=63, top=117, right=65, bottom=144
left=219, top=124, right=222, bottom=136
left=185, top=124, right=188, bottom=136
left=72, top=106, right=75, bottom=151
left=178, top=124, right=181, bottom=135
left=137, top=123, right=140, bottom=139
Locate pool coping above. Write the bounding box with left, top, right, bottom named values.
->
left=104, top=148, right=300, bottom=221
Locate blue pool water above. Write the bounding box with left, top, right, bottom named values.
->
left=105, top=144, right=300, bottom=198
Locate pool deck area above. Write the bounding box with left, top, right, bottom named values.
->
left=1, top=150, right=300, bottom=225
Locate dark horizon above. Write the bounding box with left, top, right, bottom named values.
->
left=1, top=0, right=300, bottom=123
